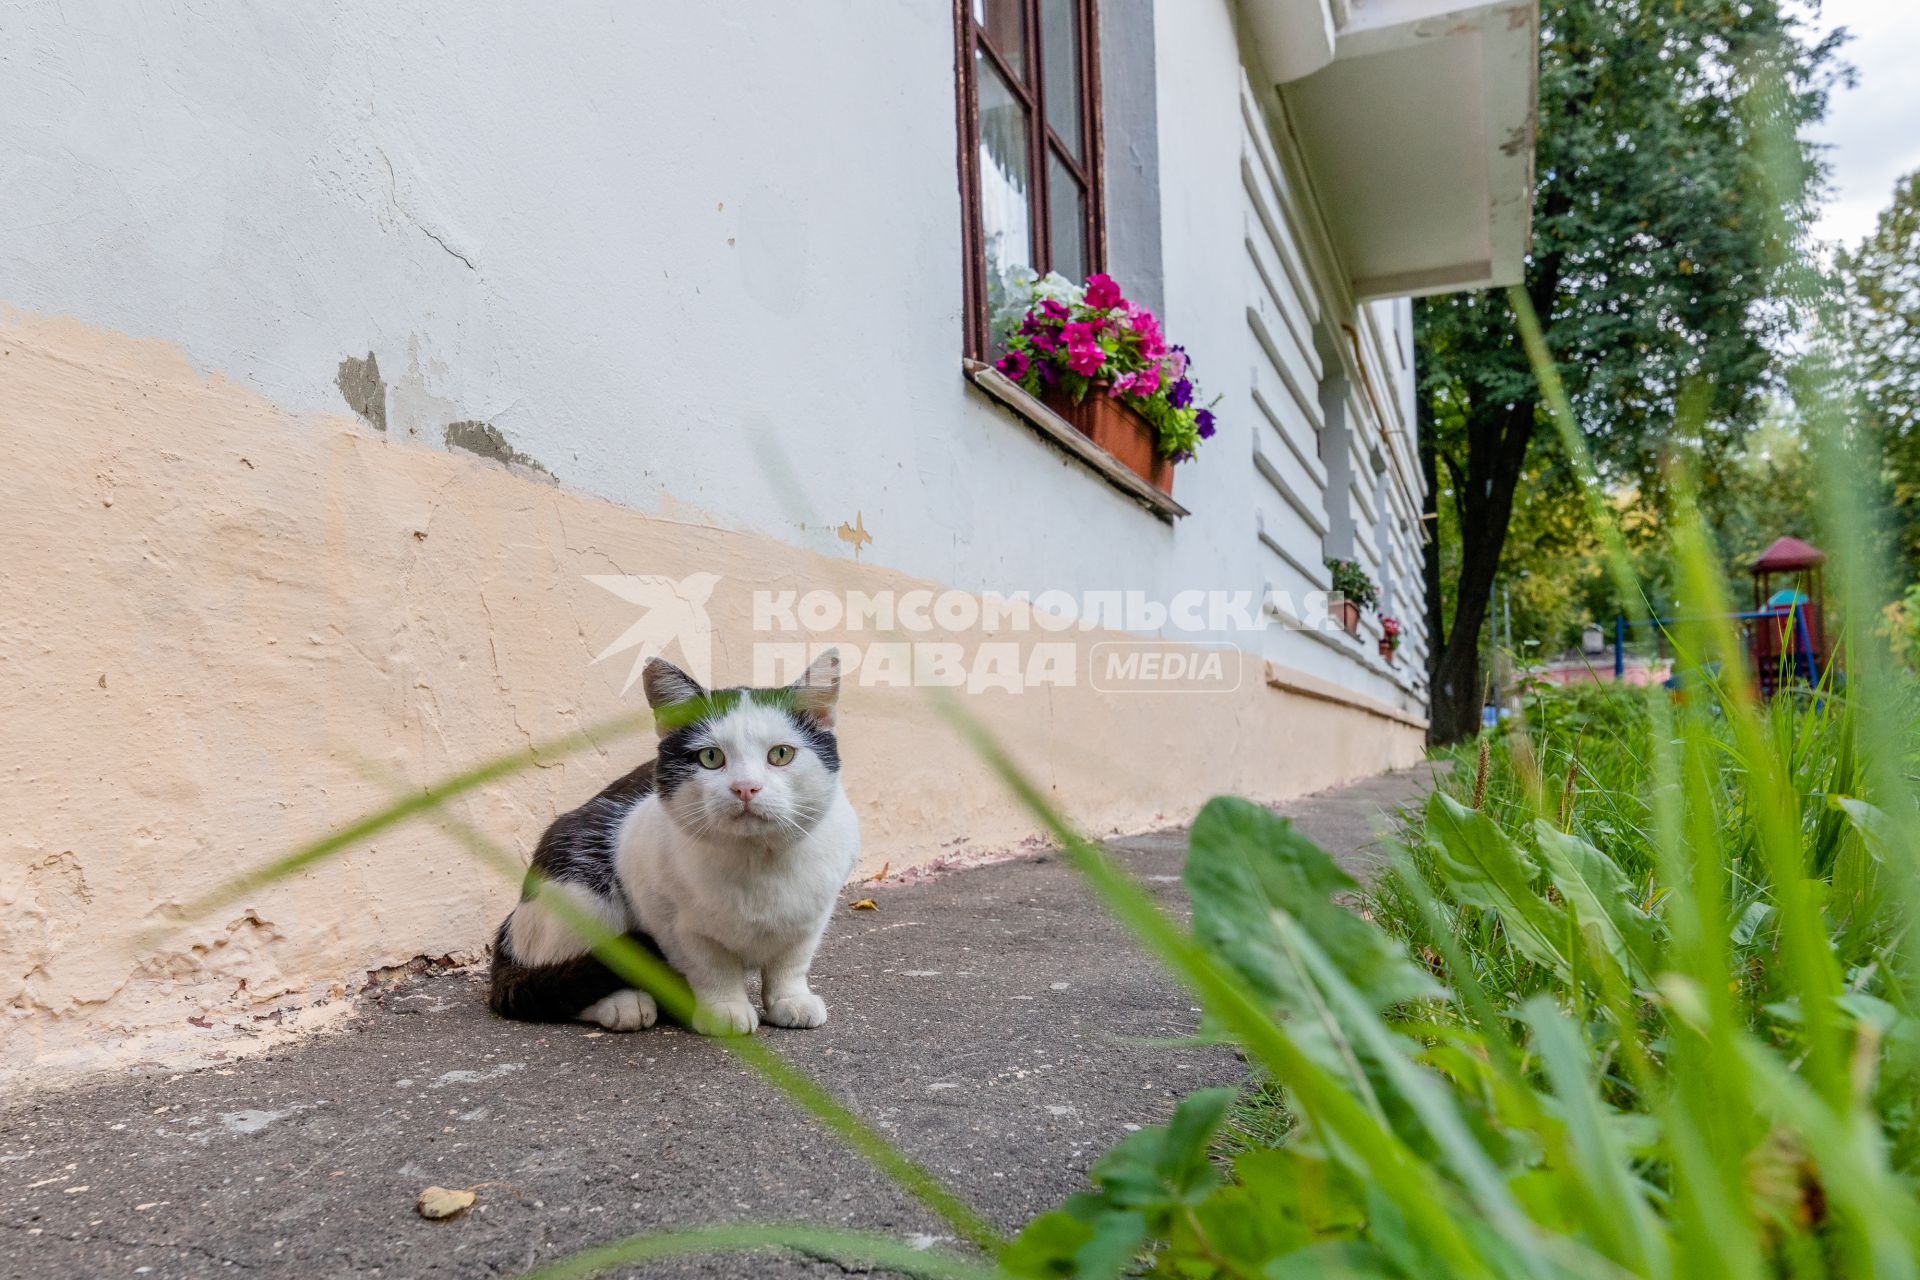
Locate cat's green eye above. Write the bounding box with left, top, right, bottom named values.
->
left=767, top=744, right=796, bottom=767
left=696, top=746, right=726, bottom=770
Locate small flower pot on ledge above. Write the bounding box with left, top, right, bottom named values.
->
left=1331, top=595, right=1362, bottom=637
left=1379, top=639, right=1396, bottom=662
left=1043, top=386, right=1175, bottom=496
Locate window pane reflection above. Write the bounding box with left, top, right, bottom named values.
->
left=978, top=50, right=1034, bottom=349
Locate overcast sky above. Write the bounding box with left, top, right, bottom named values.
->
left=1804, top=0, right=1920, bottom=249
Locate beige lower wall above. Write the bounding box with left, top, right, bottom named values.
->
left=0, top=308, right=1424, bottom=1086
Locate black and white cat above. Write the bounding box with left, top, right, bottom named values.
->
left=488, top=649, right=858, bottom=1036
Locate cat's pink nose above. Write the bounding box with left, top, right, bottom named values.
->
left=730, top=781, right=761, bottom=805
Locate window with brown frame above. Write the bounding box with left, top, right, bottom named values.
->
left=954, top=0, right=1103, bottom=360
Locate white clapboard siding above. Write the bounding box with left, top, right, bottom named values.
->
left=1236, top=69, right=1436, bottom=711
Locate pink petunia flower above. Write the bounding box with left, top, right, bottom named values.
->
left=1061, top=321, right=1098, bottom=348
left=1109, top=372, right=1137, bottom=396
left=1084, top=273, right=1125, bottom=310
left=1131, top=365, right=1161, bottom=396
left=1066, top=342, right=1105, bottom=376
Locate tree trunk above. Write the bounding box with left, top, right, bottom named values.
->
left=1425, top=398, right=1534, bottom=745
left=1428, top=631, right=1484, bottom=745
left=1419, top=396, right=1446, bottom=689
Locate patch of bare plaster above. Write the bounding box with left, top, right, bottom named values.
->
left=444, top=420, right=555, bottom=484
left=335, top=353, right=387, bottom=432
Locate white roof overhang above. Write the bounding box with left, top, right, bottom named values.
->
left=1245, top=0, right=1539, bottom=299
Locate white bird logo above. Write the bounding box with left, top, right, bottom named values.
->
left=586, top=572, right=722, bottom=692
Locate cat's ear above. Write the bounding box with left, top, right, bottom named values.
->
left=789, top=648, right=841, bottom=730
left=643, top=657, right=705, bottom=735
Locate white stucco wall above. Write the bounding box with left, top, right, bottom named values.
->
left=1, top=2, right=1157, bottom=601
left=1, top=0, right=1425, bottom=717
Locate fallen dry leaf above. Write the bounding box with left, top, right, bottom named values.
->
left=415, top=1186, right=475, bottom=1220
left=869, top=862, right=890, bottom=882
left=849, top=898, right=878, bottom=912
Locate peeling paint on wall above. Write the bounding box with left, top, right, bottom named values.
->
left=335, top=353, right=387, bottom=433
left=444, top=420, right=554, bottom=482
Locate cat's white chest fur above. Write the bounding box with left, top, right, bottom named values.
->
left=613, top=789, right=860, bottom=968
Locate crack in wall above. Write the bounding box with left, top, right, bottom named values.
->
left=375, top=146, right=476, bottom=272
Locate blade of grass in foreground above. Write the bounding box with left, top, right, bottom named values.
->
left=158, top=708, right=656, bottom=926
left=516, top=1222, right=1000, bottom=1280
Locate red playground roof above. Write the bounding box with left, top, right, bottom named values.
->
left=1752, top=535, right=1826, bottom=573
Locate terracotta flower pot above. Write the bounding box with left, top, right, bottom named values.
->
left=1378, top=639, right=1396, bottom=661
left=1332, top=597, right=1361, bottom=637
left=1043, top=385, right=1175, bottom=496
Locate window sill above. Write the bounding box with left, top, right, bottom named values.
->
left=963, top=359, right=1190, bottom=522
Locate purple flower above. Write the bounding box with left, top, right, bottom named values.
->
left=1041, top=299, right=1070, bottom=321
left=1196, top=408, right=1216, bottom=439
left=1038, top=361, right=1058, bottom=386
left=996, top=349, right=1031, bottom=380
left=1168, top=377, right=1194, bottom=409
left=1171, top=449, right=1193, bottom=464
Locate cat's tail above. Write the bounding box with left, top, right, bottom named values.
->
left=487, top=919, right=648, bottom=1023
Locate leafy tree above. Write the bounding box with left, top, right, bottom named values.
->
left=1837, top=170, right=1920, bottom=578
left=1703, top=398, right=1818, bottom=578
left=1417, top=0, right=1843, bottom=743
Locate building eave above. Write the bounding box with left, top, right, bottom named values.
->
left=1247, top=0, right=1539, bottom=299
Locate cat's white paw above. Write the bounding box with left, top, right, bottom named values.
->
left=764, top=991, right=829, bottom=1029
left=579, top=988, right=657, bottom=1032
left=691, top=997, right=759, bottom=1036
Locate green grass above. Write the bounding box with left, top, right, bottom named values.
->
left=1207, top=675, right=1920, bottom=1273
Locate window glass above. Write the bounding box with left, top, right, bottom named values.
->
left=977, top=49, right=1034, bottom=340
left=972, top=0, right=1026, bottom=76
left=1040, top=0, right=1080, bottom=160
left=958, top=0, right=1099, bottom=359
left=1047, top=153, right=1087, bottom=284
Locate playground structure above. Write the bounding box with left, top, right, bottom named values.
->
left=1612, top=535, right=1831, bottom=697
